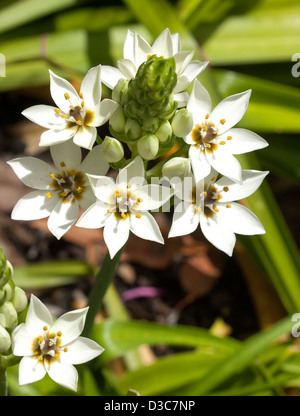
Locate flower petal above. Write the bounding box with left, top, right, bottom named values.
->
left=136, top=184, right=171, bottom=211
left=218, top=202, right=265, bottom=235
left=134, top=32, right=152, bottom=68
left=47, top=200, right=79, bottom=239
left=152, top=28, right=174, bottom=58
left=218, top=128, right=268, bottom=155
left=49, top=70, right=80, bottom=113
left=174, top=51, right=194, bottom=76
left=39, top=125, right=76, bottom=147
left=60, top=337, right=104, bottom=365
left=79, top=144, right=109, bottom=176
left=50, top=140, right=82, bottom=171
left=80, top=65, right=102, bottom=108
left=206, top=147, right=242, bottom=183
left=51, top=307, right=88, bottom=345
left=72, top=126, right=97, bottom=150
left=7, top=157, right=53, bottom=190
left=46, top=361, right=78, bottom=391
left=117, top=156, right=146, bottom=189
left=123, top=29, right=135, bottom=61
left=168, top=201, right=199, bottom=238
left=88, top=99, right=118, bottom=127
left=11, top=190, right=58, bottom=221
left=100, top=65, right=124, bottom=89
left=216, top=170, right=269, bottom=202
left=76, top=201, right=110, bottom=229
left=12, top=324, right=37, bottom=357
left=210, top=90, right=251, bottom=135
left=174, top=60, right=209, bottom=93
left=77, top=187, right=97, bottom=211
left=103, top=214, right=130, bottom=259
left=189, top=145, right=211, bottom=183
left=200, top=214, right=236, bottom=256
left=87, top=175, right=116, bottom=203
left=187, top=79, right=212, bottom=122
left=18, top=356, right=46, bottom=386
left=129, top=211, right=164, bottom=244
left=117, top=59, right=137, bottom=80
left=24, top=295, right=53, bottom=335
left=21, top=105, right=65, bottom=129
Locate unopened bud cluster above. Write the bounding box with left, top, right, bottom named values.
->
left=110, top=55, right=191, bottom=160
left=0, top=249, right=27, bottom=353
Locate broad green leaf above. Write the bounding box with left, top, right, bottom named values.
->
left=186, top=316, right=293, bottom=395
left=93, top=319, right=239, bottom=362
left=13, top=260, right=93, bottom=289
left=118, top=350, right=224, bottom=396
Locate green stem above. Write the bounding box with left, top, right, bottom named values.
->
left=0, top=367, right=7, bottom=396
left=83, top=248, right=124, bottom=338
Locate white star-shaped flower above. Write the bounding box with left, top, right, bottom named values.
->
left=76, top=156, right=171, bottom=258
left=11, top=295, right=104, bottom=391
left=184, top=79, right=268, bottom=183
left=169, top=169, right=268, bottom=256
left=8, top=140, right=109, bottom=239
left=22, top=65, right=118, bottom=150
left=101, top=28, right=208, bottom=107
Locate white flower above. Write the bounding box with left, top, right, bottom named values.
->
left=11, top=295, right=103, bottom=391
left=22, top=65, right=118, bottom=150
left=76, top=156, right=171, bottom=258
left=184, top=80, right=268, bottom=183
left=101, top=28, right=209, bottom=107
left=169, top=169, right=268, bottom=256
left=8, top=140, right=109, bottom=239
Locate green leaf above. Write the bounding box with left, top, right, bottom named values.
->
left=13, top=260, right=93, bottom=289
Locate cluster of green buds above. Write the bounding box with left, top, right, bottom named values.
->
left=109, top=54, right=192, bottom=161
left=0, top=249, right=27, bottom=354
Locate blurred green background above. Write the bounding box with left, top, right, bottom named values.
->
left=1, top=0, right=300, bottom=396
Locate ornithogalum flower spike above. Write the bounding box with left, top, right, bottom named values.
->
left=11, top=295, right=104, bottom=391
left=22, top=65, right=118, bottom=150
left=8, top=140, right=109, bottom=239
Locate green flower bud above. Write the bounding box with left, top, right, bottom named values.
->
left=102, top=136, right=124, bottom=163
left=2, top=280, right=15, bottom=302
left=171, top=108, right=193, bottom=138
left=109, top=106, right=126, bottom=133
left=162, top=157, right=191, bottom=182
left=112, top=78, right=129, bottom=104
left=0, top=325, right=11, bottom=353
left=0, top=254, right=12, bottom=290
left=125, top=118, right=142, bottom=140
left=0, top=313, right=5, bottom=327
left=142, top=118, right=160, bottom=134
left=0, top=301, right=18, bottom=329
left=155, top=120, right=172, bottom=144
left=137, top=135, right=159, bottom=160
left=11, top=287, right=28, bottom=313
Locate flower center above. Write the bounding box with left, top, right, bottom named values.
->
left=191, top=121, right=218, bottom=152
left=54, top=92, right=94, bottom=128
left=191, top=180, right=230, bottom=218
left=48, top=162, right=86, bottom=203
left=107, top=185, right=143, bottom=220
left=32, top=327, right=68, bottom=364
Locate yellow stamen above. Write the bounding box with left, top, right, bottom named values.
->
left=147, top=54, right=151, bottom=60
left=77, top=187, right=83, bottom=193
left=60, top=162, right=66, bottom=167
left=219, top=141, right=226, bottom=145
left=79, top=92, right=84, bottom=99
left=127, top=183, right=132, bottom=189
left=205, top=113, right=209, bottom=119
left=200, top=191, right=207, bottom=197
left=214, top=208, right=219, bottom=212
left=38, top=336, right=43, bottom=343
left=64, top=347, right=68, bottom=352
left=115, top=191, right=120, bottom=198
left=54, top=108, right=60, bottom=115
left=38, top=356, right=43, bottom=361
left=226, top=204, right=231, bottom=208
left=46, top=192, right=52, bottom=198
left=107, top=208, right=112, bottom=213
left=57, top=331, right=62, bottom=337
left=76, top=120, right=82, bottom=125
left=206, top=143, right=211, bottom=148
left=64, top=92, right=70, bottom=100
left=60, top=114, right=67, bottom=119
left=223, top=186, right=229, bottom=192
left=49, top=173, right=55, bottom=179
left=121, top=213, right=127, bottom=219
left=43, top=326, right=48, bottom=331
left=60, top=192, right=67, bottom=197
left=227, top=136, right=232, bottom=140
left=81, top=101, right=85, bottom=107
left=220, top=119, right=226, bottom=125
left=70, top=169, right=76, bottom=176
left=136, top=214, right=142, bottom=218
left=211, top=177, right=216, bottom=181
left=137, top=198, right=143, bottom=203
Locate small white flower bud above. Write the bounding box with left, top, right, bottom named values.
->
left=102, top=136, right=124, bottom=163
left=109, top=106, right=126, bottom=133
left=162, top=157, right=191, bottom=182
left=0, top=325, right=11, bottom=353
left=112, top=78, right=129, bottom=104
left=0, top=301, right=18, bottom=329
left=171, top=108, right=193, bottom=138
left=137, top=135, right=159, bottom=160
left=11, top=287, right=28, bottom=313
left=155, top=120, right=172, bottom=143
left=125, top=118, right=142, bottom=140
left=3, top=280, right=15, bottom=302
